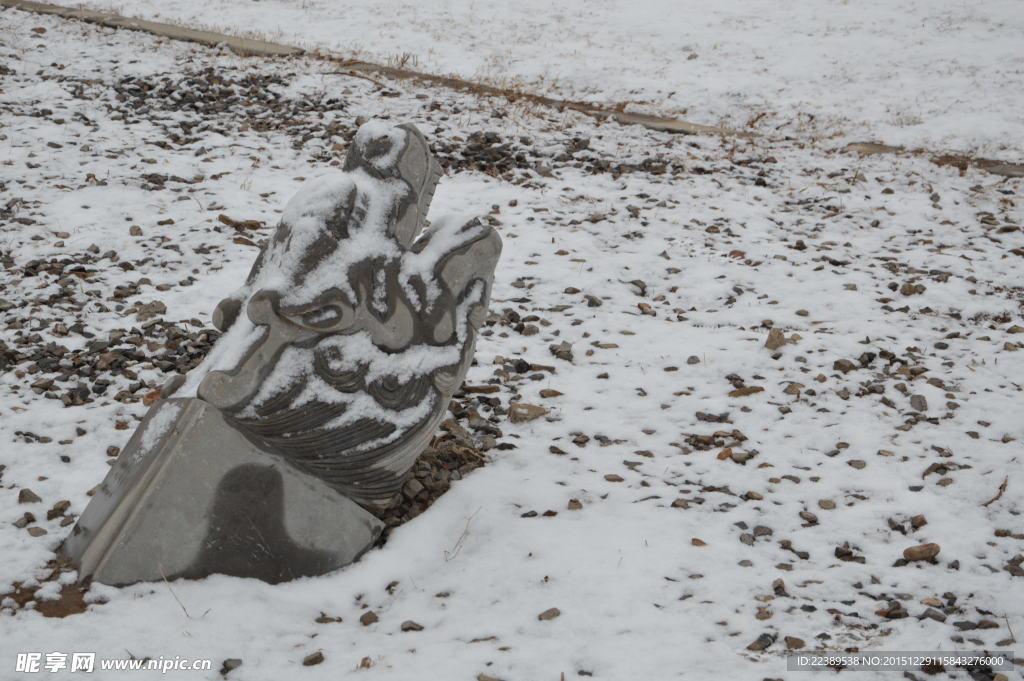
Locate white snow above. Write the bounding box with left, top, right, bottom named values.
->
left=137, top=401, right=182, bottom=457
left=0, top=6, right=1021, bottom=681
left=352, top=120, right=408, bottom=172
left=66, top=0, right=1024, bottom=158
left=266, top=169, right=405, bottom=306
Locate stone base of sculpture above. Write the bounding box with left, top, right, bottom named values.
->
left=61, top=398, right=383, bottom=586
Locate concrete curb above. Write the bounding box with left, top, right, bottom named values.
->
left=3, top=0, right=1022, bottom=177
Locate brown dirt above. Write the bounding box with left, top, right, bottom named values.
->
left=0, top=562, right=92, bottom=617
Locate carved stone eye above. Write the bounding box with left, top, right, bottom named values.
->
left=301, top=305, right=344, bottom=329
left=364, top=135, right=392, bottom=160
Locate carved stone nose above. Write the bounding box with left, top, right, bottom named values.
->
left=199, top=290, right=313, bottom=411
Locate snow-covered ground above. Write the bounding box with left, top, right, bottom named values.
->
left=65, top=0, right=1024, bottom=159
left=1, top=5, right=1023, bottom=681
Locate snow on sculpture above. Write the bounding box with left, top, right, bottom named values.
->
left=60, top=121, right=502, bottom=585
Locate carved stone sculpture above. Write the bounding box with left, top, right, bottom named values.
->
left=60, top=121, right=502, bottom=585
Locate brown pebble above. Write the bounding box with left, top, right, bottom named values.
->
left=46, top=500, right=70, bottom=520
left=537, top=607, right=561, bottom=621
left=359, top=611, right=379, bottom=626
left=765, top=327, right=786, bottom=351
left=508, top=403, right=549, bottom=423
left=301, top=651, right=324, bottom=666
left=746, top=633, right=775, bottom=651
left=18, top=488, right=42, bottom=504
left=784, top=636, right=805, bottom=650
left=903, top=543, right=941, bottom=561
left=400, top=620, right=424, bottom=632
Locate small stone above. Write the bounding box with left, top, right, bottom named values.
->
left=783, top=382, right=804, bottom=396
left=549, top=341, right=573, bottom=362
left=359, top=611, right=379, bottom=626
left=301, top=651, right=324, bottom=666
left=910, top=514, right=927, bottom=528
left=539, top=389, right=563, bottom=398
left=900, top=281, right=925, bottom=296
left=400, top=620, right=424, bottom=632
left=799, top=511, right=818, bottom=525
left=567, top=499, right=583, bottom=510
left=903, top=543, right=940, bottom=561
left=691, top=538, right=706, bottom=546
left=18, top=488, right=42, bottom=504
left=765, top=328, right=786, bottom=351
left=833, top=359, right=858, bottom=373
left=403, top=478, right=424, bottom=497
left=537, top=607, right=561, bottom=621
left=219, top=659, right=242, bottom=676
left=876, top=601, right=909, bottom=619
left=919, top=608, right=947, bottom=622
left=27, top=527, right=48, bottom=536
left=508, top=403, right=549, bottom=423
left=686, top=355, right=700, bottom=365
left=46, top=500, right=71, bottom=520
left=818, top=499, right=836, bottom=510
left=603, top=474, right=624, bottom=482
left=910, top=394, right=928, bottom=412
left=795, top=309, right=809, bottom=317
left=847, top=459, right=866, bottom=469
left=746, top=633, right=775, bottom=651
left=784, top=636, right=805, bottom=650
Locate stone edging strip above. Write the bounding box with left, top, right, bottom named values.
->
left=844, top=143, right=1023, bottom=179
left=2, top=0, right=1022, bottom=178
